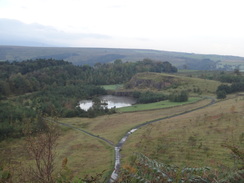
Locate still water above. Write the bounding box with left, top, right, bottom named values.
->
left=79, top=95, right=136, bottom=111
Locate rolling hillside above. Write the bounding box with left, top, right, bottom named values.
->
left=125, top=72, right=221, bottom=94
left=1, top=46, right=244, bottom=71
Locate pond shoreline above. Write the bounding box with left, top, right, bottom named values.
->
left=79, top=95, right=136, bottom=111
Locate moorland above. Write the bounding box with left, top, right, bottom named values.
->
left=0, top=47, right=243, bottom=183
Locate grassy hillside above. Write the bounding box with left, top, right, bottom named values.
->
left=117, top=97, right=201, bottom=112
left=1, top=98, right=209, bottom=178
left=1, top=46, right=244, bottom=70
left=0, top=128, right=113, bottom=180
left=125, top=72, right=221, bottom=94
left=121, top=95, right=244, bottom=169
left=1, top=95, right=243, bottom=180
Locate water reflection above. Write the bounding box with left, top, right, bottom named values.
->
left=79, top=95, right=136, bottom=111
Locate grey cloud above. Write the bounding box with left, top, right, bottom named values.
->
left=0, top=18, right=110, bottom=46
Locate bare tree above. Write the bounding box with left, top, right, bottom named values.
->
left=25, top=124, right=59, bottom=183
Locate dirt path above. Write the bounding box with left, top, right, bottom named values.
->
left=109, top=97, right=216, bottom=182
left=46, top=97, right=216, bottom=182
left=45, top=119, right=115, bottom=147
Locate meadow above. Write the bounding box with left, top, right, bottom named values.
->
left=0, top=94, right=243, bottom=180
left=117, top=97, right=201, bottom=112
left=101, top=84, right=123, bottom=90
left=121, top=95, right=244, bottom=169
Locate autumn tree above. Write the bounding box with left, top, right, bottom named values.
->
left=24, top=123, right=59, bottom=183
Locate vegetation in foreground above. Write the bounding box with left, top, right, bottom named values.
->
left=121, top=96, right=244, bottom=181
left=117, top=152, right=243, bottom=183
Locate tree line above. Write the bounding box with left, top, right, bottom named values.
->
left=216, top=82, right=244, bottom=99
left=0, top=58, right=177, bottom=97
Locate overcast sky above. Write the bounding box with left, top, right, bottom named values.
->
left=1, top=0, right=244, bottom=56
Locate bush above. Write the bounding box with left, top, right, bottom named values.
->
left=217, top=84, right=232, bottom=94
left=217, top=90, right=226, bottom=99
left=137, top=91, right=167, bottom=104
left=169, top=90, right=188, bottom=102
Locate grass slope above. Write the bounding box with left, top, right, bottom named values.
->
left=121, top=95, right=244, bottom=169
left=59, top=99, right=213, bottom=144
left=0, top=128, right=113, bottom=179
left=1, top=46, right=244, bottom=69
left=1, top=95, right=243, bottom=179
left=125, top=72, right=221, bottom=94
left=118, top=97, right=201, bottom=112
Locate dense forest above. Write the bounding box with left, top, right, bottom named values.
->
left=0, top=58, right=177, bottom=140
left=0, top=58, right=177, bottom=96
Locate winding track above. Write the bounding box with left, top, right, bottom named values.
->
left=46, top=97, right=216, bottom=182
left=45, top=119, right=114, bottom=146
left=109, top=97, right=216, bottom=182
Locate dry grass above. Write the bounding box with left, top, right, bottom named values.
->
left=121, top=96, right=244, bottom=169
left=1, top=96, right=242, bottom=179
left=55, top=130, right=113, bottom=177
left=59, top=98, right=212, bottom=144
left=0, top=128, right=113, bottom=179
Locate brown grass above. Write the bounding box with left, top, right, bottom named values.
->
left=121, top=96, right=244, bottom=169
left=1, top=96, right=243, bottom=179
left=59, top=98, right=212, bottom=144
left=0, top=129, right=113, bottom=179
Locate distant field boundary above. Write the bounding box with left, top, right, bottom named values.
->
left=118, top=96, right=204, bottom=113
left=45, top=118, right=115, bottom=147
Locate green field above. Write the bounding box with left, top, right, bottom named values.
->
left=101, top=84, right=123, bottom=90
left=118, top=97, right=201, bottom=112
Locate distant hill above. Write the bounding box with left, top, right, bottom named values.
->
left=0, top=46, right=244, bottom=71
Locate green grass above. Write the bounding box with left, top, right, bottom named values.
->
left=121, top=96, right=244, bottom=169
left=3, top=96, right=242, bottom=180
left=59, top=99, right=212, bottom=144
left=177, top=69, right=198, bottom=73
left=126, top=72, right=221, bottom=94
left=101, top=84, right=123, bottom=90
left=117, top=97, right=201, bottom=112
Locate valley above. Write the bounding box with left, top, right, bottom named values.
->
left=0, top=56, right=243, bottom=182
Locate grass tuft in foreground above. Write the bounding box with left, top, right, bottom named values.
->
left=117, top=152, right=244, bottom=183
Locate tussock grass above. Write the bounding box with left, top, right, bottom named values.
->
left=0, top=128, right=113, bottom=179
left=121, top=96, right=244, bottom=169
left=56, top=130, right=113, bottom=177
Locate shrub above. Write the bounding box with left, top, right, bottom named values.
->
left=169, top=90, right=188, bottom=102
left=217, top=90, right=227, bottom=99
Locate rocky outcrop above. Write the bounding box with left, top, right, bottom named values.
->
left=125, top=72, right=181, bottom=90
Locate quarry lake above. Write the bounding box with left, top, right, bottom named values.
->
left=79, top=95, right=136, bottom=111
